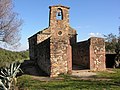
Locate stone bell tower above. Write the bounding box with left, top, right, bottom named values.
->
left=49, top=5, right=70, bottom=39
left=49, top=5, right=69, bottom=26
left=49, top=5, right=75, bottom=77
left=28, top=5, right=76, bottom=77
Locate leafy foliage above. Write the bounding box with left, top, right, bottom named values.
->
left=0, top=48, right=29, bottom=67
left=104, top=29, right=120, bottom=68
left=104, top=33, right=118, bottom=53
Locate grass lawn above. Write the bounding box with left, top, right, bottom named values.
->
left=17, top=69, right=120, bottom=90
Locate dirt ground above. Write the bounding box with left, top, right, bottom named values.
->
left=31, top=70, right=97, bottom=81
left=30, top=69, right=115, bottom=81
left=72, top=70, right=97, bottom=78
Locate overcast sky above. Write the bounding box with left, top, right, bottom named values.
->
left=14, top=0, right=120, bottom=51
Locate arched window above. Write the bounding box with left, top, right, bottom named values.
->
left=56, top=8, right=63, bottom=20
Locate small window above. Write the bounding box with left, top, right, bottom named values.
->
left=58, top=31, right=62, bottom=36
left=56, top=8, right=63, bottom=20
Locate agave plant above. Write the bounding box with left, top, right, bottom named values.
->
left=0, top=61, right=22, bottom=90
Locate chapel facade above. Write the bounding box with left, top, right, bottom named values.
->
left=28, top=5, right=106, bottom=77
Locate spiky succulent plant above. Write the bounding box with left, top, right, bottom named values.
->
left=0, top=61, right=22, bottom=90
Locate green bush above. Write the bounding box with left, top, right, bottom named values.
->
left=0, top=48, right=29, bottom=67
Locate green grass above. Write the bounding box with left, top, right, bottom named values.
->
left=17, top=69, right=120, bottom=90
left=97, top=69, right=120, bottom=81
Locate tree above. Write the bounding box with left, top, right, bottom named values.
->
left=0, top=0, right=22, bottom=48
left=104, top=33, right=117, bottom=53
left=104, top=27, right=120, bottom=68
left=0, top=48, right=29, bottom=67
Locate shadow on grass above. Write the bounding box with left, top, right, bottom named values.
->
left=17, top=69, right=120, bottom=90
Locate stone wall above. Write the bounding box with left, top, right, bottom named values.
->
left=37, top=38, right=51, bottom=75
left=49, top=5, right=75, bottom=77
left=37, top=34, right=51, bottom=44
left=89, top=37, right=106, bottom=71
left=72, top=37, right=106, bottom=71
left=28, top=35, right=37, bottom=60
left=50, top=37, right=72, bottom=77
left=72, top=41, right=90, bottom=69
left=28, top=5, right=76, bottom=77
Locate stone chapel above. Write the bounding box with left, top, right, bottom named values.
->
left=28, top=5, right=106, bottom=77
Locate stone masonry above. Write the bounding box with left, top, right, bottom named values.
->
left=28, top=5, right=76, bottom=77
left=73, top=37, right=106, bottom=70
left=28, top=5, right=106, bottom=77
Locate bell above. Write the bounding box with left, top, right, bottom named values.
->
left=58, top=12, right=61, bottom=16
